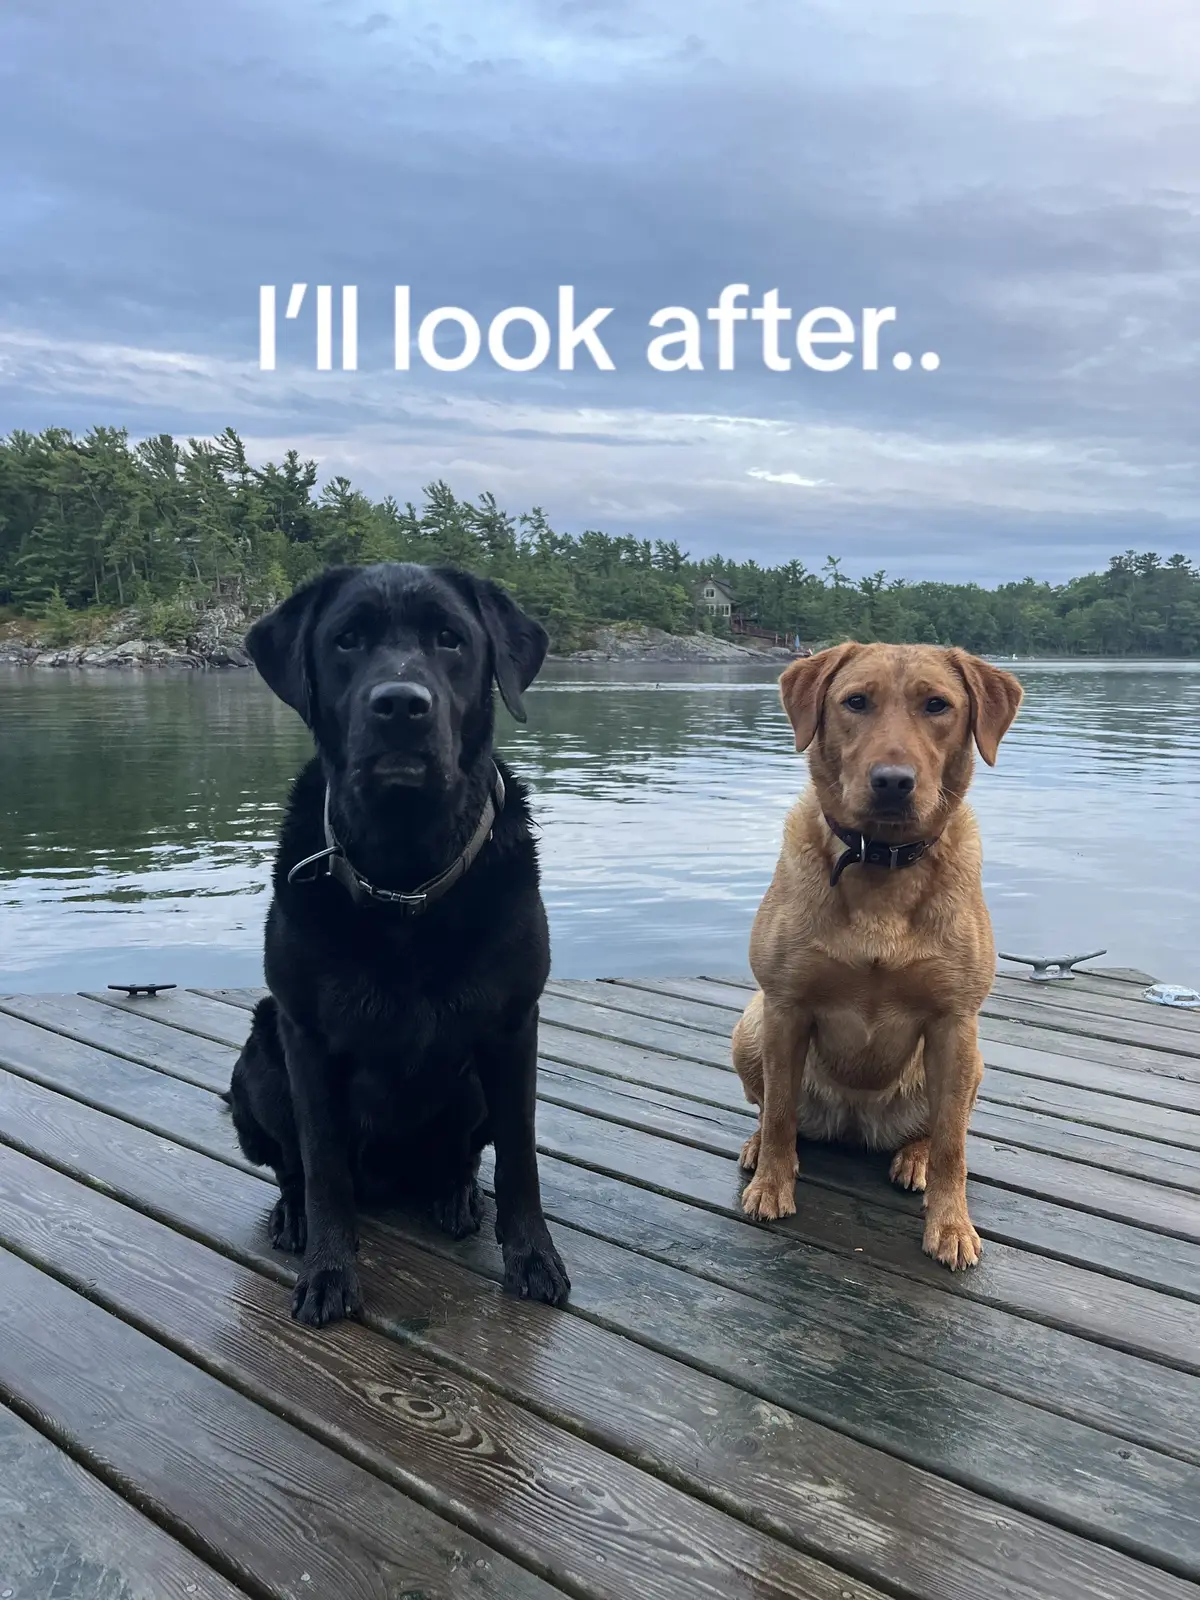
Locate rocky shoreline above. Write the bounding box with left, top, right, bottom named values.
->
left=0, top=605, right=252, bottom=670
left=552, top=625, right=791, bottom=665
left=0, top=615, right=791, bottom=670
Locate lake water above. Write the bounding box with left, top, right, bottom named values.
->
left=1, top=660, right=1198, bottom=994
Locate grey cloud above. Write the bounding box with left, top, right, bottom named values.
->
left=0, top=0, right=1196, bottom=576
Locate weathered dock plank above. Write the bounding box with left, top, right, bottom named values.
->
left=0, top=1065, right=1193, bottom=1600
left=0, top=975, right=1198, bottom=1600
left=0, top=988, right=234, bottom=1090
left=534, top=1056, right=1200, bottom=1239
left=0, top=1402, right=246, bottom=1600
left=0, top=1147, right=885, bottom=1600
left=0, top=1247, right=559, bottom=1600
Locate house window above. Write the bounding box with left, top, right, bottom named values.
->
left=705, top=586, right=714, bottom=599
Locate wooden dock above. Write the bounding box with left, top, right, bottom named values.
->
left=0, top=967, right=1198, bottom=1600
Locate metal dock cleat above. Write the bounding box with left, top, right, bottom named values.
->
left=997, top=950, right=1107, bottom=982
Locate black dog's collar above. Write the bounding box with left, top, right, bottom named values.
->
left=824, top=813, right=939, bottom=888
left=287, top=764, right=506, bottom=912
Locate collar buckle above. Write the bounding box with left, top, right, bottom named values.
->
left=824, top=814, right=937, bottom=888
left=369, top=883, right=427, bottom=910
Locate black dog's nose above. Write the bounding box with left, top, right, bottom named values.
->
left=368, top=681, right=433, bottom=721
left=869, top=764, right=916, bottom=799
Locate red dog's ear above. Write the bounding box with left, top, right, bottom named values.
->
left=778, top=643, right=861, bottom=752
left=947, top=649, right=1023, bottom=765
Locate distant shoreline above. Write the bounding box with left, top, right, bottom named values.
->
left=0, top=639, right=792, bottom=671
left=0, top=617, right=795, bottom=671
left=2, top=641, right=1195, bottom=673
left=2, top=616, right=1195, bottom=672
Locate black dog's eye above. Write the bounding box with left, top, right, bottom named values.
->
left=843, top=694, right=869, bottom=713
left=335, top=628, right=362, bottom=652
left=925, top=696, right=950, bottom=714
left=436, top=628, right=463, bottom=651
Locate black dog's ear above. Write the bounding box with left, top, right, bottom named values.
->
left=443, top=571, right=548, bottom=722
left=244, top=567, right=356, bottom=722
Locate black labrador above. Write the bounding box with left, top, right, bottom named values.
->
left=224, top=561, right=570, bottom=1326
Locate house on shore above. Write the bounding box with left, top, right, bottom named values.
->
left=695, top=574, right=811, bottom=654
left=697, top=575, right=738, bottom=622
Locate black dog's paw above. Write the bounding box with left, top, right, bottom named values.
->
left=291, top=1263, right=363, bottom=1327
left=269, top=1194, right=307, bottom=1255
left=432, top=1179, right=484, bottom=1241
left=502, top=1235, right=570, bottom=1307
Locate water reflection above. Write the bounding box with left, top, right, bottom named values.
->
left=1, top=660, right=1198, bottom=991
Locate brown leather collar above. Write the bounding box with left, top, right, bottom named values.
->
left=823, top=813, right=939, bottom=888
left=287, top=764, right=505, bottom=912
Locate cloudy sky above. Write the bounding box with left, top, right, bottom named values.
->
left=1, top=0, right=1197, bottom=580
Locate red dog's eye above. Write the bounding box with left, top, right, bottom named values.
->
left=843, top=694, right=869, bottom=712
left=926, top=696, right=949, bottom=714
